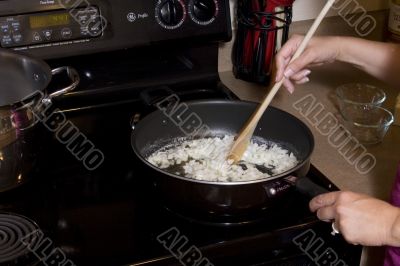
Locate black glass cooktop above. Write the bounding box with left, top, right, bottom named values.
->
left=0, top=85, right=361, bottom=266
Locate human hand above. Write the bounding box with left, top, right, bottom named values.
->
left=310, top=191, right=400, bottom=246
left=275, top=35, right=341, bottom=93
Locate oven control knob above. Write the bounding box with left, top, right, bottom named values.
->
left=156, top=0, right=186, bottom=29
left=189, top=0, right=218, bottom=25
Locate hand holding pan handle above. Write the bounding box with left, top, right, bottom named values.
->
left=294, top=177, right=339, bottom=236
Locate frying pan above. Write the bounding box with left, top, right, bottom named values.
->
left=131, top=100, right=328, bottom=218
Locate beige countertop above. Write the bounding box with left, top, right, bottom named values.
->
left=219, top=61, right=399, bottom=266
left=220, top=65, right=400, bottom=200
left=218, top=9, right=399, bottom=266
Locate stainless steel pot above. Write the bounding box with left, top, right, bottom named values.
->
left=0, top=49, right=79, bottom=192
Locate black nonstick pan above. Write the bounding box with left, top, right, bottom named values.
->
left=131, top=100, right=328, bottom=218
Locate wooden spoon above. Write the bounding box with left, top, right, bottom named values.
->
left=227, top=0, right=336, bottom=163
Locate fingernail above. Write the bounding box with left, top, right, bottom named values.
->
left=304, top=70, right=311, bottom=76
left=284, top=68, right=294, bottom=78
left=287, top=86, right=294, bottom=94
left=296, top=77, right=310, bottom=85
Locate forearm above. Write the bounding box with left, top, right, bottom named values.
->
left=337, top=37, right=400, bottom=87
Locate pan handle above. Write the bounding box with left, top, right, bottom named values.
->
left=44, top=66, right=80, bottom=102
left=131, top=113, right=141, bottom=130
left=263, top=179, right=293, bottom=198
left=263, top=176, right=330, bottom=199
left=295, top=176, right=330, bottom=198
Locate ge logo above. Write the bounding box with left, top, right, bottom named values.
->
left=127, top=12, right=137, bottom=22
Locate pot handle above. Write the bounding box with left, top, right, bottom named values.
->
left=47, top=66, right=80, bottom=100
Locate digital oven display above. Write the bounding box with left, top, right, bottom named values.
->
left=29, top=13, right=70, bottom=29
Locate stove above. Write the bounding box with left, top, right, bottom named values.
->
left=0, top=1, right=361, bottom=265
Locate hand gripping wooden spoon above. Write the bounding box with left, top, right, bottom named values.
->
left=227, top=0, right=336, bottom=163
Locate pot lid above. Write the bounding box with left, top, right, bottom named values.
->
left=0, top=49, right=51, bottom=107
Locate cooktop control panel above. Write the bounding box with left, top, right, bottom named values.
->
left=0, top=0, right=231, bottom=59
left=155, top=0, right=219, bottom=29
left=0, top=7, right=103, bottom=48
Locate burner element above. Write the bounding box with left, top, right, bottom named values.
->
left=0, top=213, right=40, bottom=265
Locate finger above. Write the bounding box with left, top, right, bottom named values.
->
left=309, top=191, right=341, bottom=212
left=284, top=50, right=318, bottom=78
left=278, top=58, right=292, bottom=81
left=283, top=79, right=295, bottom=94
left=275, top=54, right=286, bottom=82
left=316, top=206, right=336, bottom=221
left=309, top=62, right=325, bottom=67
left=275, top=55, right=291, bottom=82
left=275, top=36, right=304, bottom=81
left=295, top=77, right=310, bottom=85
left=290, top=69, right=311, bottom=81
left=278, top=34, right=304, bottom=58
